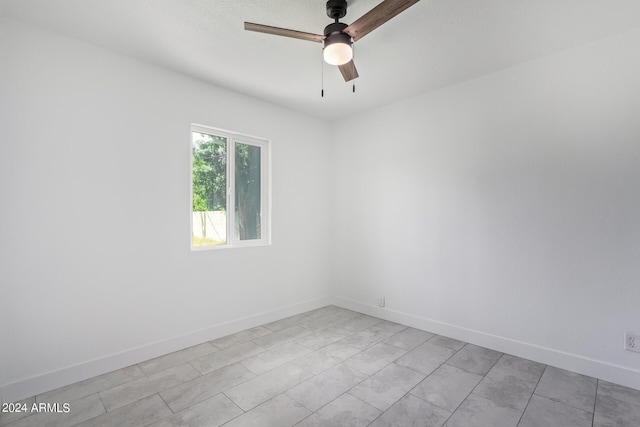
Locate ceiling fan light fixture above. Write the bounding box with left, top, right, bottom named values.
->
left=323, top=23, right=352, bottom=66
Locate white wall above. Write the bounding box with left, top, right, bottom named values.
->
left=330, top=28, right=640, bottom=390
left=0, top=19, right=332, bottom=401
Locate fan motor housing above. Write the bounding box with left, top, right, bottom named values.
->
left=323, top=22, right=348, bottom=37
left=323, top=22, right=351, bottom=48
left=326, top=0, right=348, bottom=20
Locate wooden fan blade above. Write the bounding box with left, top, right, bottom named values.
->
left=344, top=0, right=420, bottom=42
left=338, top=59, right=359, bottom=82
left=244, top=22, right=324, bottom=43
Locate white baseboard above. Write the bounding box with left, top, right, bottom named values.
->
left=0, top=297, right=333, bottom=404
left=333, top=296, right=640, bottom=391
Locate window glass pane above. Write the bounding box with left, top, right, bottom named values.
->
left=235, top=142, right=261, bottom=241
left=192, top=132, right=227, bottom=247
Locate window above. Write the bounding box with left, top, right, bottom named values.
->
left=191, top=124, right=270, bottom=249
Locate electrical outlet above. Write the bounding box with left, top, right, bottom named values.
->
left=378, top=297, right=385, bottom=308
left=625, top=332, right=640, bottom=353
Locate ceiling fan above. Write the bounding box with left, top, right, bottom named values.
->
left=244, top=0, right=420, bottom=82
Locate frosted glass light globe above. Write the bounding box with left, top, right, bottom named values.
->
left=323, top=42, right=352, bottom=65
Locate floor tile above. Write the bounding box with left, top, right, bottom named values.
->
left=262, top=314, right=309, bottom=333
left=99, top=364, right=200, bottom=411
left=334, top=314, right=385, bottom=333
left=294, top=393, right=381, bottom=427
left=224, top=362, right=314, bottom=411
left=428, top=335, right=466, bottom=351
left=224, top=394, right=310, bottom=427
left=149, top=394, right=243, bottom=427
left=349, top=363, right=425, bottom=411
left=410, top=364, right=483, bottom=412
left=472, top=362, right=540, bottom=411
left=5, top=395, right=105, bottom=427
left=519, top=394, right=593, bottom=427
left=596, top=380, right=640, bottom=407
left=295, top=330, right=347, bottom=351
left=251, top=326, right=313, bottom=350
left=210, top=326, right=272, bottom=349
left=343, top=342, right=407, bottom=376
left=160, top=363, right=255, bottom=412
left=443, top=394, right=521, bottom=427
left=339, top=322, right=406, bottom=351
left=138, top=343, right=217, bottom=375
left=299, top=309, right=361, bottom=332
left=75, top=395, right=171, bottom=427
left=240, top=342, right=311, bottom=374
left=375, top=321, right=409, bottom=334
left=189, top=341, right=265, bottom=374
left=535, top=366, right=597, bottom=413
left=496, top=354, right=545, bottom=379
left=315, top=324, right=353, bottom=338
left=290, top=342, right=361, bottom=375
left=383, top=327, right=435, bottom=351
left=300, top=306, right=349, bottom=322
left=286, top=363, right=368, bottom=411
left=593, top=393, right=640, bottom=427
left=263, top=306, right=344, bottom=333
left=395, top=342, right=456, bottom=376
left=35, top=365, right=145, bottom=404
left=446, top=344, right=502, bottom=376
left=369, top=394, right=451, bottom=427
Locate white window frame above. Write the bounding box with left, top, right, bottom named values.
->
left=190, top=124, right=271, bottom=250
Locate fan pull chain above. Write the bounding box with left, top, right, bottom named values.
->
left=352, top=43, right=356, bottom=93
left=321, top=48, right=325, bottom=98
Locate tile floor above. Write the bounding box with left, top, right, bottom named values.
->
left=2, top=305, right=640, bottom=427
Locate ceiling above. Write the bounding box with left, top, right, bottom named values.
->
left=2, top=0, right=640, bottom=120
